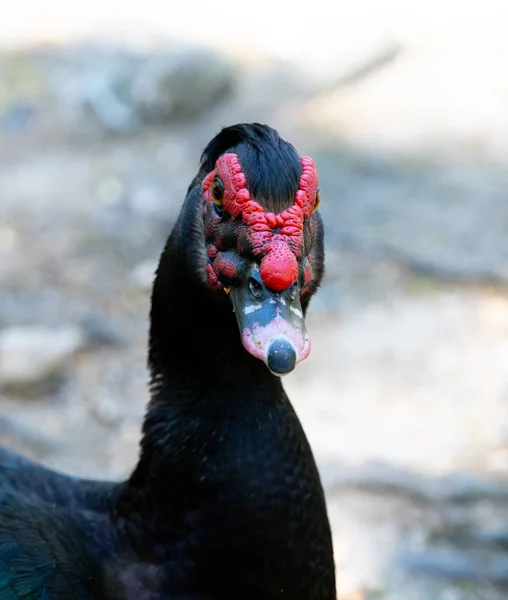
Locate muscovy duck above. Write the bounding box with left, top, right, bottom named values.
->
left=0, top=123, right=335, bottom=599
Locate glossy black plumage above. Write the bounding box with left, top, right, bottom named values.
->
left=200, top=123, right=302, bottom=212
left=0, top=124, right=336, bottom=599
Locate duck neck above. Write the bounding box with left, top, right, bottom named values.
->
left=119, top=191, right=285, bottom=532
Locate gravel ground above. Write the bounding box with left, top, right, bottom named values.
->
left=0, top=36, right=507, bottom=599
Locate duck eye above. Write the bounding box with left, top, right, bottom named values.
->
left=211, top=178, right=224, bottom=206
left=313, top=189, right=320, bottom=213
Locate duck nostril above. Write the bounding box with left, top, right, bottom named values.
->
left=248, top=277, right=264, bottom=300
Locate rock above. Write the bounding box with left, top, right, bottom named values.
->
left=48, top=46, right=143, bottom=135
left=0, top=44, right=236, bottom=138
left=0, top=326, right=84, bottom=390
left=48, top=44, right=236, bottom=135
left=0, top=317, right=123, bottom=393
left=90, top=394, right=122, bottom=428
left=132, top=47, right=236, bottom=122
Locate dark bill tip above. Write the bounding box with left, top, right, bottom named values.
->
left=266, top=337, right=297, bottom=376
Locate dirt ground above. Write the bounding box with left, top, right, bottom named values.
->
left=1, top=12, right=508, bottom=598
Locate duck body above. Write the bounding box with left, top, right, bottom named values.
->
left=0, top=124, right=336, bottom=599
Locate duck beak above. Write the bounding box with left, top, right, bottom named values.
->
left=229, top=267, right=310, bottom=376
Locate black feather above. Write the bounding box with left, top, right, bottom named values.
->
left=200, top=123, right=302, bottom=213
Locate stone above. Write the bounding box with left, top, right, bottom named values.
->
left=132, top=47, right=236, bottom=122
left=0, top=326, right=84, bottom=389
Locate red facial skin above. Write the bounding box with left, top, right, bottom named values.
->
left=202, top=153, right=319, bottom=292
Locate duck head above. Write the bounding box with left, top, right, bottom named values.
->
left=189, top=124, right=325, bottom=377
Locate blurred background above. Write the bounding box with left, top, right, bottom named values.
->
left=1, top=1, right=507, bottom=598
